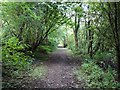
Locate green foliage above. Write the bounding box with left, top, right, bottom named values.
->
left=29, top=65, right=46, bottom=79
left=39, top=45, right=52, bottom=53
left=2, top=37, right=33, bottom=78
left=93, top=51, right=117, bottom=70
left=94, top=51, right=113, bottom=61
left=75, top=61, right=118, bottom=88
left=1, top=2, right=65, bottom=52
left=32, top=45, right=53, bottom=61
left=1, top=2, right=119, bottom=89
left=74, top=6, right=83, bottom=17
left=47, top=37, right=58, bottom=51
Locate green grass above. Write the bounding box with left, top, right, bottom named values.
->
left=29, top=65, right=46, bottom=79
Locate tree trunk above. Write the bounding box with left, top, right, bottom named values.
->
left=73, top=15, right=80, bottom=50
left=87, top=20, right=94, bottom=58
left=74, top=30, right=78, bottom=49
left=88, top=29, right=94, bottom=58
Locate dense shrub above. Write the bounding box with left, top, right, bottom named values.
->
left=94, top=51, right=113, bottom=61
left=2, top=37, right=33, bottom=78
left=39, top=45, right=53, bottom=54
left=32, top=45, right=53, bottom=61
left=94, top=52, right=117, bottom=70
left=75, top=61, right=119, bottom=88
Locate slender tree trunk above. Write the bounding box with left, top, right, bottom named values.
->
left=63, top=36, right=67, bottom=48
left=88, top=29, right=94, bottom=58
left=74, top=15, right=80, bottom=50
left=74, top=31, right=78, bottom=49
left=87, top=20, right=94, bottom=58
left=90, top=32, right=94, bottom=58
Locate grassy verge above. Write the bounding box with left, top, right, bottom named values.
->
left=29, top=65, right=47, bottom=79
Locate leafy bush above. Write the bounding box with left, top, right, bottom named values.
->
left=94, top=51, right=113, bottom=61
left=75, top=61, right=119, bottom=88
left=39, top=45, right=53, bottom=54
left=94, top=51, right=117, bottom=70
left=32, top=45, right=52, bottom=61
left=2, top=37, right=33, bottom=78
left=47, top=39, right=58, bottom=50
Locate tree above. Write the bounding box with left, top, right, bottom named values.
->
left=2, top=2, right=69, bottom=52
left=73, top=3, right=83, bottom=50
left=103, top=2, right=120, bottom=81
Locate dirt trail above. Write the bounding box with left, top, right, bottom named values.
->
left=24, top=48, right=84, bottom=88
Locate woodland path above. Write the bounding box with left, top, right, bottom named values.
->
left=24, top=48, right=84, bottom=88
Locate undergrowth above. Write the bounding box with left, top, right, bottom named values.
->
left=29, top=65, right=46, bottom=79
left=2, top=37, right=48, bottom=88
left=2, top=37, right=34, bottom=88
left=75, top=60, right=119, bottom=88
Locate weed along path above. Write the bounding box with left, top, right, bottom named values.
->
left=23, top=48, right=84, bottom=88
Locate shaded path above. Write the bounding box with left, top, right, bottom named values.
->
left=43, top=48, right=77, bottom=88
left=24, top=48, right=84, bottom=88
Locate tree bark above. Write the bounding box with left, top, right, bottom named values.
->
left=74, top=31, right=78, bottom=48
left=73, top=15, right=80, bottom=50
left=87, top=20, right=94, bottom=58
